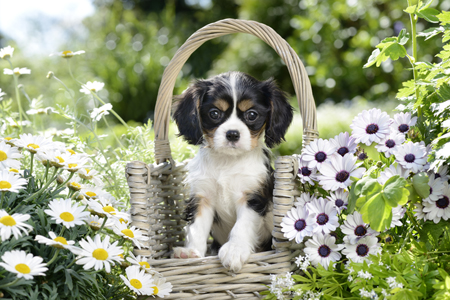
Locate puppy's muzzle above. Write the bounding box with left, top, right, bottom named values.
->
left=226, top=130, right=240, bottom=142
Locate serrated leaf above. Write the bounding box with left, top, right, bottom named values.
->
left=398, top=29, right=410, bottom=45
left=404, top=4, right=418, bottom=14
left=364, top=48, right=381, bottom=68
left=382, top=42, right=408, bottom=62
left=412, top=172, right=430, bottom=198
left=397, top=80, right=417, bottom=98
left=437, top=11, right=450, bottom=25
left=418, top=26, right=445, bottom=40
left=382, top=175, right=409, bottom=206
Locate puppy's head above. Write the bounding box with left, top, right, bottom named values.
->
left=173, top=72, right=293, bottom=154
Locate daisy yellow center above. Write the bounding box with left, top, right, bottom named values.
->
left=85, top=168, right=90, bottom=174
left=152, top=286, right=159, bottom=295
left=130, top=278, right=142, bottom=289
left=86, top=191, right=96, bottom=197
left=67, top=149, right=76, bottom=155
left=92, top=248, right=109, bottom=260
left=27, top=143, right=40, bottom=149
left=0, top=150, right=7, bottom=161
left=54, top=236, right=68, bottom=245
left=68, top=163, right=78, bottom=168
left=62, top=50, right=73, bottom=55
left=0, top=181, right=12, bottom=189
left=15, top=263, right=31, bottom=274
left=90, top=221, right=101, bottom=226
left=56, top=156, right=65, bottom=163
left=121, top=229, right=134, bottom=238
left=60, top=212, right=75, bottom=222
left=119, top=254, right=124, bottom=258
left=103, top=206, right=115, bottom=214
left=9, top=168, right=19, bottom=173
left=0, top=215, right=16, bottom=226
left=139, top=261, right=150, bottom=268
left=119, top=218, right=128, bottom=224
left=71, top=182, right=81, bottom=188
left=5, top=137, right=12, bottom=141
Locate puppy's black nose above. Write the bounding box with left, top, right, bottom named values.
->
left=226, top=130, right=240, bottom=142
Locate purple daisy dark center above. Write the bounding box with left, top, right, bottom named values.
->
left=318, top=245, right=331, bottom=257
left=385, top=139, right=396, bottom=148
left=366, top=124, right=379, bottom=134
left=317, top=213, right=329, bottom=225
left=335, top=199, right=344, bottom=207
left=335, top=170, right=350, bottom=183
left=337, top=147, right=349, bottom=156
left=385, top=236, right=393, bottom=243
left=358, top=152, right=368, bottom=160
left=398, top=124, right=409, bottom=133
left=354, top=225, right=367, bottom=237
left=301, top=167, right=312, bottom=177
left=356, top=244, right=369, bottom=256
left=404, top=154, right=415, bottom=163
left=435, top=173, right=441, bottom=179
left=430, top=187, right=433, bottom=195
left=315, top=151, right=327, bottom=163
left=436, top=196, right=449, bottom=209
left=294, top=219, right=306, bottom=231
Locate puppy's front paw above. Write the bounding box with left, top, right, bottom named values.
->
left=172, top=247, right=202, bottom=259
left=218, top=242, right=251, bottom=272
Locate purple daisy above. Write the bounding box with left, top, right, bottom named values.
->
left=306, top=197, right=339, bottom=235
left=393, top=141, right=428, bottom=173
left=317, top=153, right=365, bottom=191
left=375, top=131, right=405, bottom=158
left=350, top=108, right=392, bottom=146
left=301, top=138, right=336, bottom=171
left=297, top=155, right=318, bottom=185
left=281, top=205, right=317, bottom=243
left=330, top=132, right=358, bottom=157
left=391, top=112, right=417, bottom=135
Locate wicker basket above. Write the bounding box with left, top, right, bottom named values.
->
left=125, top=18, right=319, bottom=299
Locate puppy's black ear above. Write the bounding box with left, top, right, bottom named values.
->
left=172, top=80, right=211, bottom=145
left=262, top=78, right=294, bottom=148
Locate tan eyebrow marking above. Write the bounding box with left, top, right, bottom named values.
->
left=213, top=99, right=230, bottom=111
left=237, top=99, right=253, bottom=112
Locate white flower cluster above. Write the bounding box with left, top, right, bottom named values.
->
left=0, top=133, right=172, bottom=297
left=269, top=272, right=295, bottom=300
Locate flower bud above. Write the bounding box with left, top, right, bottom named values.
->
left=47, top=71, right=54, bottom=79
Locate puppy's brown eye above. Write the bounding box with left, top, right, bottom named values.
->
left=209, top=108, right=221, bottom=120
left=246, top=110, right=258, bottom=121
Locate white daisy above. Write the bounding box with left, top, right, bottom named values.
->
left=15, top=133, right=54, bottom=154
left=305, top=197, right=339, bottom=235
left=390, top=205, right=406, bottom=228
left=0, top=45, right=14, bottom=59
left=66, top=176, right=83, bottom=191
left=87, top=197, right=122, bottom=218
left=340, top=211, right=379, bottom=244
left=377, top=164, right=410, bottom=185
left=0, top=169, right=28, bottom=193
left=35, top=149, right=67, bottom=168
left=326, top=189, right=349, bottom=213
left=422, top=185, right=450, bottom=223
left=280, top=205, right=316, bottom=243
left=0, top=141, right=21, bottom=170
left=126, top=252, right=158, bottom=274
left=80, top=185, right=108, bottom=200
left=3, top=67, right=31, bottom=75
left=294, top=192, right=317, bottom=208
left=0, top=250, right=47, bottom=280
left=112, top=222, right=148, bottom=249
left=35, top=231, right=76, bottom=250
left=76, top=235, right=123, bottom=273
left=0, top=88, right=6, bottom=100
left=342, top=235, right=380, bottom=263
left=77, top=167, right=104, bottom=186
left=301, top=138, right=336, bottom=171
left=350, top=108, right=391, bottom=146
left=375, top=131, right=405, bottom=158
left=85, top=214, right=114, bottom=230
left=303, top=233, right=343, bottom=269
left=90, top=103, right=113, bottom=122
left=432, top=164, right=449, bottom=182
left=0, top=210, right=33, bottom=241
left=391, top=112, right=417, bottom=135
left=317, top=153, right=365, bottom=191
left=393, top=141, right=428, bottom=173
left=49, top=50, right=85, bottom=58
left=44, top=199, right=90, bottom=228
left=120, top=265, right=155, bottom=295
left=296, top=155, right=318, bottom=185
left=330, top=132, right=358, bottom=157
left=152, top=276, right=173, bottom=298
left=424, top=173, right=448, bottom=203
left=80, top=81, right=105, bottom=94
left=413, top=203, right=426, bottom=220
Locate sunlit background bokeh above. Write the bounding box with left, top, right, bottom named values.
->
left=1, top=0, right=449, bottom=156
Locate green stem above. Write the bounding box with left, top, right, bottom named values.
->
left=407, top=0, right=421, bottom=117
left=98, top=216, right=108, bottom=232
left=47, top=249, right=61, bottom=266
left=44, top=161, right=50, bottom=182
left=66, top=257, right=77, bottom=269
left=20, top=167, right=58, bottom=203
left=30, top=153, right=34, bottom=176
left=52, top=74, right=78, bottom=136
left=0, top=192, right=5, bottom=209
left=60, top=226, right=66, bottom=236
left=0, top=277, right=20, bottom=289
left=6, top=59, right=29, bottom=132
left=102, top=115, right=125, bottom=149
left=55, top=172, right=75, bottom=191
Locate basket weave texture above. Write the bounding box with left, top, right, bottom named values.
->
left=125, top=19, right=319, bottom=299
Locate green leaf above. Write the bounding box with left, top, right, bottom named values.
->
left=382, top=175, right=409, bottom=206
left=382, top=42, right=408, bottom=62
left=412, top=173, right=430, bottom=198
left=360, top=193, right=392, bottom=231
left=361, top=178, right=382, bottom=198
left=364, top=48, right=381, bottom=68
left=437, top=11, right=450, bottom=25
left=417, top=8, right=440, bottom=23
left=404, top=4, right=418, bottom=14
left=406, top=184, right=421, bottom=204
left=397, top=29, right=410, bottom=45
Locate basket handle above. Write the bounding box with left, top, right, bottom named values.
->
left=154, top=18, right=319, bottom=163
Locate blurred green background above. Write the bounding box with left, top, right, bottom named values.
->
left=0, top=0, right=448, bottom=156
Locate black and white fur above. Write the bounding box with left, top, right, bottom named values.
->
left=172, top=71, right=293, bottom=272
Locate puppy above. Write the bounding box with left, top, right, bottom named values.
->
left=172, top=71, right=293, bottom=272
